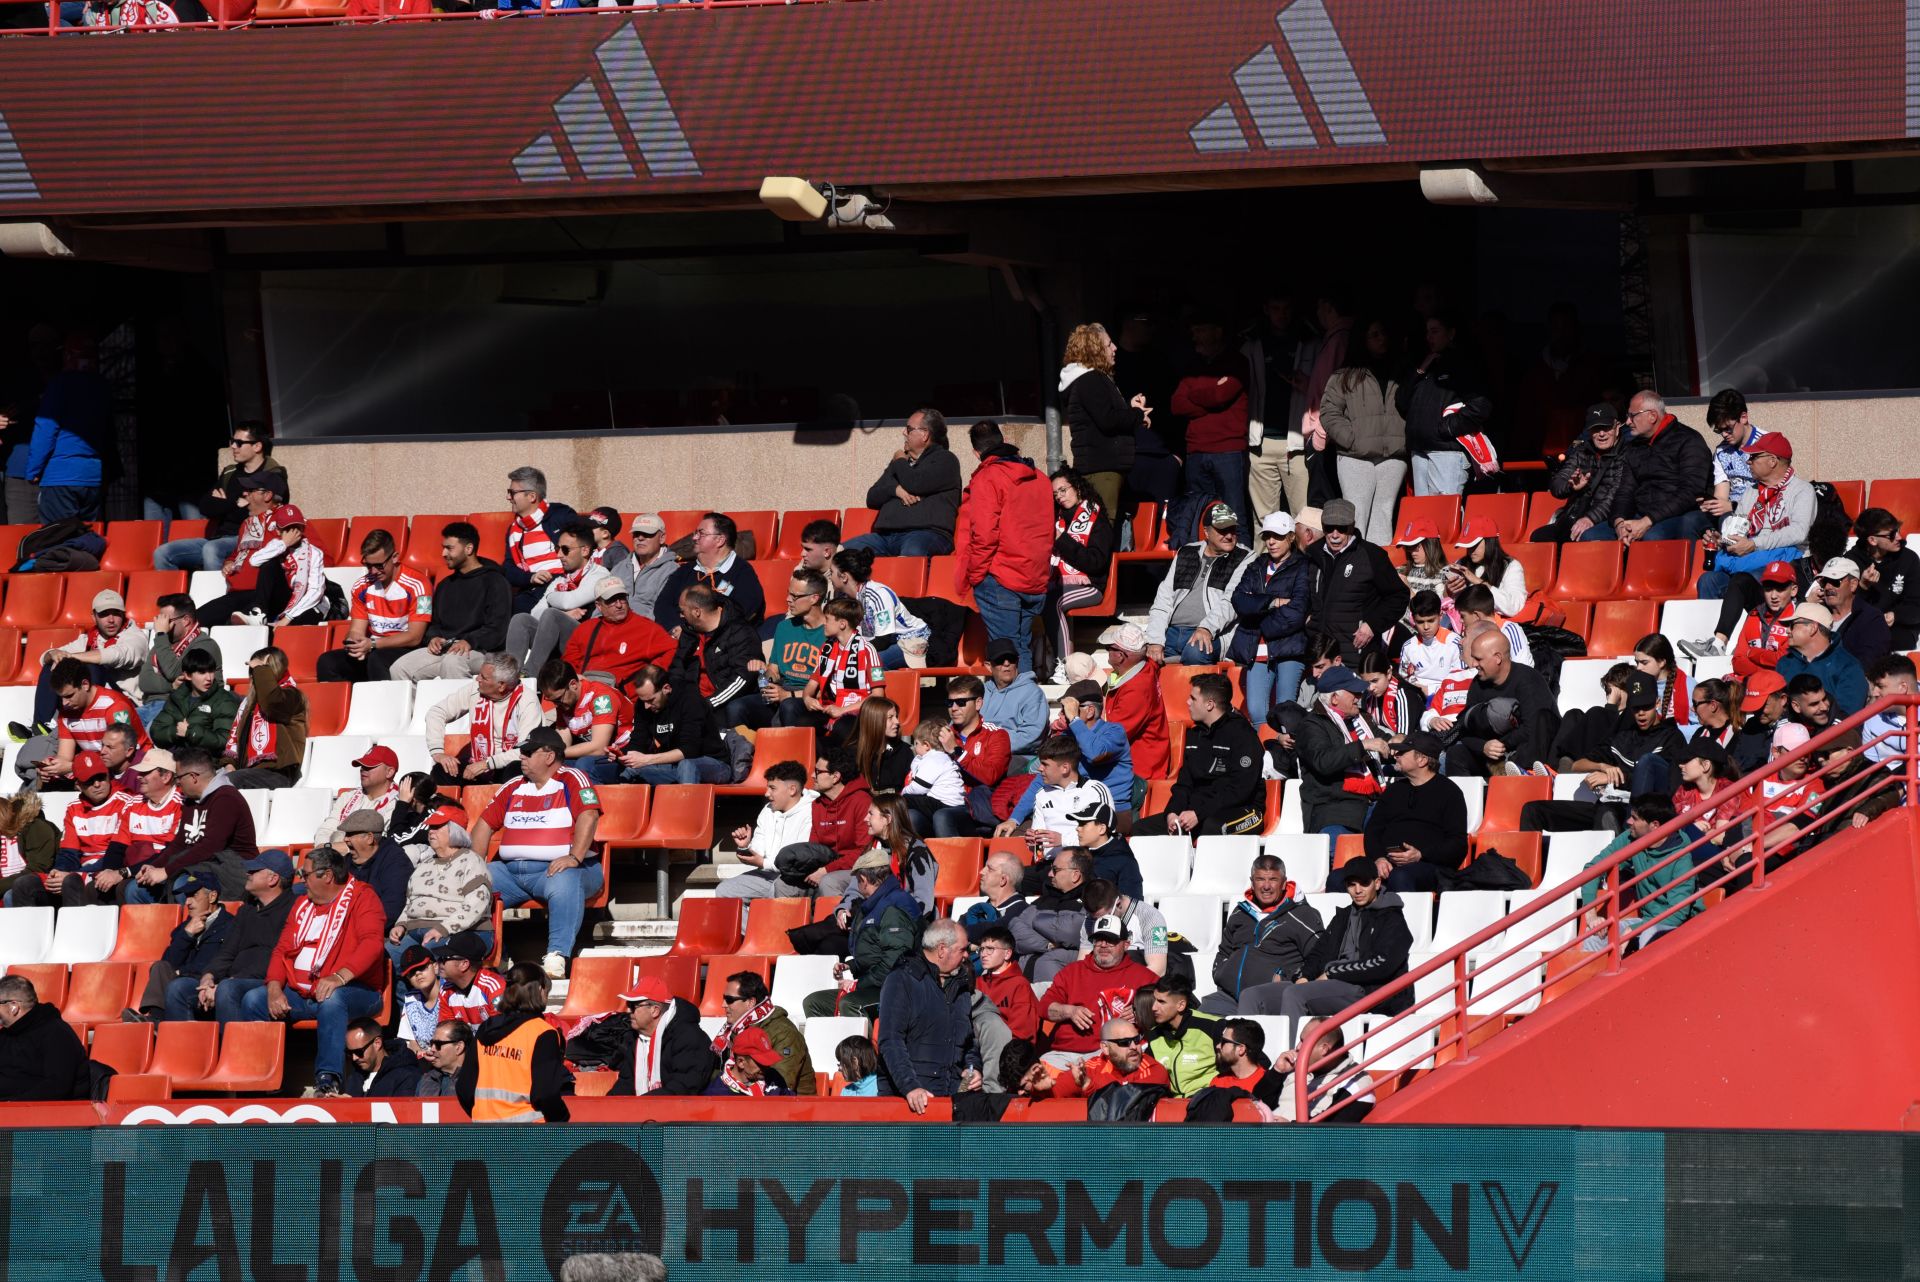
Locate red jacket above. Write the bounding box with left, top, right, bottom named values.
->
left=954, top=449, right=1054, bottom=595
left=266, top=881, right=390, bottom=995
left=816, top=779, right=875, bottom=872
left=1731, top=606, right=1792, bottom=680
left=562, top=611, right=677, bottom=686
left=977, top=963, right=1041, bottom=1040
left=1105, top=659, right=1170, bottom=779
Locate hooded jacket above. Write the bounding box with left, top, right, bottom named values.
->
left=877, top=953, right=980, bottom=1097
left=1318, top=368, right=1406, bottom=462
left=0, top=794, right=57, bottom=900
left=460, top=1009, right=570, bottom=1121
left=1617, top=415, right=1714, bottom=526
left=1063, top=364, right=1143, bottom=476
left=1212, top=895, right=1325, bottom=998
left=954, top=447, right=1055, bottom=595
left=0, top=1001, right=89, bottom=1101
left=1300, top=890, right=1414, bottom=1015
left=426, top=559, right=512, bottom=652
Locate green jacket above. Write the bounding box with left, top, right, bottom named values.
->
left=1149, top=1011, right=1222, bottom=1097
left=152, top=683, right=241, bottom=754
left=0, top=806, right=58, bottom=899
left=1579, top=829, right=1698, bottom=932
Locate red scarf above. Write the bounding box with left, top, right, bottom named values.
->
left=1053, top=501, right=1097, bottom=587
left=226, top=673, right=295, bottom=767
left=470, top=685, right=527, bottom=761
left=1745, top=466, right=1798, bottom=536
left=1325, top=702, right=1383, bottom=795
left=284, top=880, right=363, bottom=996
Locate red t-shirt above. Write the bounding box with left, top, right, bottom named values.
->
left=1044, top=956, right=1160, bottom=1054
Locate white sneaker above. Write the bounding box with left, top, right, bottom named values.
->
left=542, top=952, right=568, bottom=979
left=1677, top=637, right=1724, bottom=659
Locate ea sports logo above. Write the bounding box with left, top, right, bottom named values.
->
left=540, top=1141, right=663, bottom=1277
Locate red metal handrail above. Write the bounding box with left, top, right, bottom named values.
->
left=0, top=0, right=864, bottom=36
left=1293, top=692, right=1917, bottom=1123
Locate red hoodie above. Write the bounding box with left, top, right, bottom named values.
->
left=816, top=778, right=875, bottom=872
left=954, top=449, right=1054, bottom=595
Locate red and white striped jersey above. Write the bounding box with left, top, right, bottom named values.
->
left=561, top=680, right=634, bottom=753
left=350, top=570, right=433, bottom=637
left=479, top=767, right=601, bottom=864
left=57, top=688, right=150, bottom=756
left=118, top=788, right=184, bottom=860
left=442, top=969, right=505, bottom=1027
left=64, top=792, right=133, bottom=871
left=507, top=505, right=563, bottom=577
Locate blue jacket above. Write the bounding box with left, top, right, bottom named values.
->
left=982, top=673, right=1049, bottom=754
left=876, top=953, right=979, bottom=1097
left=1776, top=639, right=1869, bottom=719
left=1227, top=551, right=1313, bottom=666
left=25, top=370, right=112, bottom=489
left=1068, top=718, right=1134, bottom=814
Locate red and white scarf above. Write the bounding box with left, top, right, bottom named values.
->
left=711, top=998, right=775, bottom=1055
left=285, top=879, right=364, bottom=996
left=1324, top=702, right=1383, bottom=795
left=507, top=504, right=562, bottom=575
left=470, top=685, right=528, bottom=761
left=226, top=673, right=296, bottom=767
left=1745, top=467, right=1798, bottom=536
left=1052, top=501, right=1098, bottom=588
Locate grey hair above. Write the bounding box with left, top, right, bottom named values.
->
left=922, top=918, right=966, bottom=952
left=0, top=974, right=37, bottom=1006
left=560, top=1255, right=666, bottom=1282
left=507, top=466, right=547, bottom=499
left=481, top=652, right=523, bottom=684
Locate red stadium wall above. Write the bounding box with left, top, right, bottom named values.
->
left=0, top=0, right=1911, bottom=218
left=1370, top=808, right=1920, bottom=1130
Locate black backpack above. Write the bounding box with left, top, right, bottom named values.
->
left=1086, top=1080, right=1173, bottom=1122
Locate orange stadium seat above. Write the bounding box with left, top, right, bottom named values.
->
left=148, top=1020, right=219, bottom=1083
left=719, top=726, right=815, bottom=798
left=124, top=570, right=188, bottom=622
left=666, top=896, right=743, bottom=959
left=304, top=682, right=351, bottom=737
left=1464, top=493, right=1529, bottom=547
left=54, top=571, right=124, bottom=627
left=342, top=515, right=406, bottom=565
left=403, top=515, right=464, bottom=572
left=8, top=962, right=66, bottom=1008
left=1548, top=542, right=1623, bottom=601
left=1396, top=495, right=1461, bottom=545
left=774, top=510, right=840, bottom=559
left=1622, top=540, right=1693, bottom=599
left=303, top=518, right=349, bottom=564
left=1869, top=479, right=1920, bottom=531
left=106, top=1074, right=172, bottom=1102
left=88, top=1022, right=154, bottom=1075
left=101, top=521, right=165, bottom=573
left=699, top=955, right=772, bottom=1017
left=1483, top=776, right=1549, bottom=832
left=1587, top=599, right=1659, bottom=658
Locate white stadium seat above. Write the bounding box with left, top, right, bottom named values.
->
left=1130, top=836, right=1192, bottom=898
left=42, top=903, right=119, bottom=964
left=0, top=907, right=54, bottom=967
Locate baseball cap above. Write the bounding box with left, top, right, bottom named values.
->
left=428, top=931, right=488, bottom=963
left=1088, top=913, right=1128, bottom=941
left=1786, top=601, right=1834, bottom=629
left=352, top=745, right=399, bottom=772
left=243, top=849, right=296, bottom=882
left=1454, top=516, right=1498, bottom=549
left=1294, top=507, right=1323, bottom=533
left=1259, top=511, right=1295, bottom=538
left=1741, top=670, right=1786, bottom=713
left=1742, top=431, right=1792, bottom=460
left=91, top=589, right=126, bottom=615
left=1204, top=501, right=1240, bottom=530
left=133, top=748, right=176, bottom=774
left=1340, top=855, right=1382, bottom=886
left=1097, top=622, right=1148, bottom=652
left=271, top=503, right=305, bottom=529
left=1817, top=556, right=1861, bottom=582
left=594, top=577, right=630, bottom=602
left=1759, top=561, right=1798, bottom=587
left=729, top=1027, right=785, bottom=1066
left=1322, top=498, right=1357, bottom=530
left=1395, top=517, right=1440, bottom=546
left=1063, top=679, right=1105, bottom=706
left=1622, top=672, right=1659, bottom=711
left=1584, top=404, right=1619, bottom=433
left=631, top=513, right=666, bottom=537
left=519, top=726, right=567, bottom=756
left=1065, top=797, right=1115, bottom=830
left=1316, top=665, right=1367, bottom=697
left=339, top=809, right=386, bottom=836
left=399, top=945, right=437, bottom=979
left=984, top=638, right=1019, bottom=665
left=73, top=749, right=108, bottom=783
left=179, top=867, right=223, bottom=898
left=619, top=976, right=673, bottom=1006
left=1393, top=730, right=1445, bottom=761
left=1771, top=721, right=1811, bottom=753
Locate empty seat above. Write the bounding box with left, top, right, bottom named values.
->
left=44, top=903, right=120, bottom=964
left=1130, top=836, right=1192, bottom=898
left=1185, top=835, right=1263, bottom=896
left=0, top=906, right=56, bottom=966
left=343, top=681, right=414, bottom=734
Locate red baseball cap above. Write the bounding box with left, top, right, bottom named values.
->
left=1454, top=516, right=1499, bottom=548
left=618, top=977, right=673, bottom=1006
left=271, top=503, right=306, bottom=528
left=73, top=750, right=108, bottom=783
left=729, top=1026, right=784, bottom=1066
left=1741, top=670, right=1786, bottom=713
left=1395, top=518, right=1441, bottom=546
left=1759, top=562, right=1797, bottom=587
left=1742, top=431, right=1792, bottom=461
left=352, top=745, right=399, bottom=771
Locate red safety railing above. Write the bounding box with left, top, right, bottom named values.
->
left=0, top=0, right=862, bottom=35
left=1294, top=692, right=1918, bottom=1123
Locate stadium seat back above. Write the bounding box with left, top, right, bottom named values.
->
left=667, top=897, right=744, bottom=958
left=89, top=1021, right=155, bottom=1075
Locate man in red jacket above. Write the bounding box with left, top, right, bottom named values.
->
left=1169, top=312, right=1252, bottom=549
left=243, top=846, right=388, bottom=1097
left=953, top=421, right=1055, bottom=677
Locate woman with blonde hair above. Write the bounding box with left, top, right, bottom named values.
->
left=1061, top=322, right=1150, bottom=516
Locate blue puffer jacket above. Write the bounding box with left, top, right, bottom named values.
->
left=876, top=953, right=979, bottom=1097
left=26, top=370, right=112, bottom=489
left=1227, top=551, right=1313, bottom=666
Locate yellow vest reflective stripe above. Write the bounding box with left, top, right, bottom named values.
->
left=470, top=1017, right=548, bottom=1123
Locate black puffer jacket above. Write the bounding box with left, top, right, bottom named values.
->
left=1064, top=365, right=1144, bottom=475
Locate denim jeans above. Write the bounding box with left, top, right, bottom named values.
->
left=624, top=757, right=731, bottom=785
left=491, top=858, right=604, bottom=958
left=1411, top=451, right=1470, bottom=497
left=238, top=982, right=383, bottom=1082
left=1160, top=625, right=1219, bottom=666
left=1169, top=450, right=1251, bottom=550
left=155, top=535, right=236, bottom=572
left=1242, top=659, right=1306, bottom=723
left=841, top=529, right=954, bottom=558
left=38, top=486, right=100, bottom=524
left=972, top=574, right=1046, bottom=675
left=1579, top=510, right=1710, bottom=542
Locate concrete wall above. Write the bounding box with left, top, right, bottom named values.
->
left=272, top=420, right=1049, bottom=521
